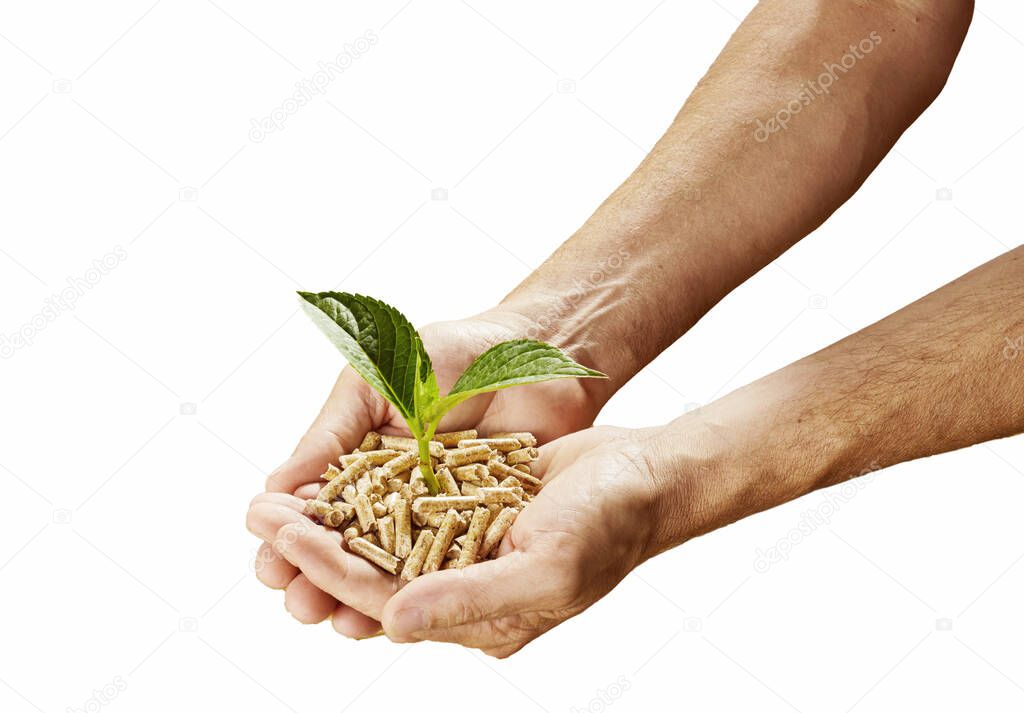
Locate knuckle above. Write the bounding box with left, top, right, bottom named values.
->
left=482, top=615, right=539, bottom=656
left=330, top=547, right=351, bottom=581
left=437, top=595, right=484, bottom=630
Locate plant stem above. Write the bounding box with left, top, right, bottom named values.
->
left=416, top=426, right=441, bottom=496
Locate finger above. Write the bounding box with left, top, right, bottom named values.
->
left=381, top=550, right=552, bottom=646
left=331, top=604, right=383, bottom=639
left=266, top=370, right=383, bottom=493
left=246, top=496, right=310, bottom=544
left=533, top=444, right=553, bottom=481
left=254, top=542, right=298, bottom=589
left=250, top=491, right=308, bottom=512
left=266, top=428, right=347, bottom=494
left=284, top=573, right=336, bottom=624
left=532, top=434, right=579, bottom=483
left=273, top=522, right=397, bottom=620
left=294, top=482, right=321, bottom=500
left=248, top=494, right=307, bottom=588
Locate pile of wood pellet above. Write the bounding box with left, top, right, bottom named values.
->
left=304, top=430, right=541, bottom=581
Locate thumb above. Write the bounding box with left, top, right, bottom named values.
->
left=265, top=370, right=381, bottom=493
left=381, top=549, right=557, bottom=646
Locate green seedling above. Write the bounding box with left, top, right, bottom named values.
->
left=298, top=291, right=605, bottom=495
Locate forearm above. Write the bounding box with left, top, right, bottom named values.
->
left=651, top=246, right=1024, bottom=554
left=491, top=0, right=971, bottom=402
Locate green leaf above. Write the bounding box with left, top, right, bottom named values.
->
left=425, top=339, right=605, bottom=420
left=298, top=291, right=433, bottom=420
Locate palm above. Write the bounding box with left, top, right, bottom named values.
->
left=379, top=427, right=658, bottom=657
left=502, top=427, right=655, bottom=606
left=251, top=315, right=602, bottom=637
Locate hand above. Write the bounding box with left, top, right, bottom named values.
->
left=246, top=309, right=606, bottom=637
left=378, top=425, right=666, bottom=657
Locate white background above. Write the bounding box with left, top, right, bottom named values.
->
left=2, top=1, right=1023, bottom=711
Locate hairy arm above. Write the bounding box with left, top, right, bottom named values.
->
left=652, top=245, right=1024, bottom=553
left=374, top=246, right=1020, bottom=659
left=491, top=0, right=973, bottom=406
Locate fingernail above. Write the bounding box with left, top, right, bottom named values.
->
left=356, top=628, right=385, bottom=640
left=390, top=608, right=426, bottom=638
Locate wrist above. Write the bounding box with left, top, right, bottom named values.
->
left=473, top=296, right=625, bottom=412
left=637, top=418, right=747, bottom=559
left=644, top=369, right=863, bottom=557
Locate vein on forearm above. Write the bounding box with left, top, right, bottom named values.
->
left=503, top=0, right=973, bottom=401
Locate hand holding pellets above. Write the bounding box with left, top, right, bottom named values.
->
left=304, top=429, right=540, bottom=580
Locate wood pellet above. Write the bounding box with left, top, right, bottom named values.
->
left=303, top=430, right=540, bottom=581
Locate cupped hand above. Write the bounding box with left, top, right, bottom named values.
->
left=246, top=310, right=606, bottom=636
left=378, top=425, right=665, bottom=657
